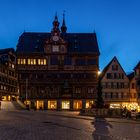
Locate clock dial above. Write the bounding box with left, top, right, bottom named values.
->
left=52, top=36, right=59, bottom=41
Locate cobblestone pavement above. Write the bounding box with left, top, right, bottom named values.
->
left=0, top=102, right=140, bottom=140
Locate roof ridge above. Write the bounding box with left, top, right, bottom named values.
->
left=100, top=56, right=128, bottom=80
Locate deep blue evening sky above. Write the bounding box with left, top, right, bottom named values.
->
left=0, top=0, right=140, bottom=72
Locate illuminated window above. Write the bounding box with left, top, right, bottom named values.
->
left=17, top=59, right=20, bottom=64
left=21, top=59, right=26, bottom=64
left=12, top=64, right=15, bottom=68
left=17, top=59, right=26, bottom=64
left=73, top=100, right=82, bottom=110
left=36, top=100, right=44, bottom=110
left=32, top=59, right=36, bottom=65
left=38, top=59, right=47, bottom=65
left=86, top=100, right=94, bottom=108
left=44, top=59, right=46, bottom=65
left=24, top=100, right=31, bottom=107
left=28, top=59, right=30, bottom=64
left=110, top=104, right=121, bottom=109
left=38, top=59, right=41, bottom=65
left=48, top=100, right=57, bottom=109
left=28, top=59, right=36, bottom=65
left=62, top=101, right=70, bottom=109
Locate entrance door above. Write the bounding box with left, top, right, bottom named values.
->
left=36, top=100, right=44, bottom=110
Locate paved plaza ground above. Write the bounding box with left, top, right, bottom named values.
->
left=0, top=101, right=140, bottom=140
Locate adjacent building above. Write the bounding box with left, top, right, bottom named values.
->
left=127, top=72, right=139, bottom=110
left=100, top=56, right=130, bottom=109
left=0, top=48, right=18, bottom=101
left=127, top=72, right=137, bottom=102
left=16, top=15, right=100, bottom=110
left=134, top=61, right=140, bottom=106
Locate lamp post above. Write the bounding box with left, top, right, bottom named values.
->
left=96, top=70, right=104, bottom=108
left=25, top=78, right=28, bottom=106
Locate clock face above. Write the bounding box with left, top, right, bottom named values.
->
left=52, top=36, right=59, bottom=41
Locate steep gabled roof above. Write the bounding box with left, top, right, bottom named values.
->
left=100, top=56, right=127, bottom=80
left=134, top=61, right=140, bottom=70
left=99, top=59, right=112, bottom=80
left=0, top=48, right=15, bottom=64
left=16, top=32, right=49, bottom=54
left=16, top=32, right=100, bottom=55
left=0, top=48, right=15, bottom=55
left=127, top=72, right=134, bottom=81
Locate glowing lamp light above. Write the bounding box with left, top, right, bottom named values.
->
left=98, top=71, right=101, bottom=76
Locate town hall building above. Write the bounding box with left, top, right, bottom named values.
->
left=16, top=15, right=100, bottom=110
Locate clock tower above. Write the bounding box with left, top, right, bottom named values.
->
left=51, top=13, right=60, bottom=42
left=44, top=14, right=67, bottom=54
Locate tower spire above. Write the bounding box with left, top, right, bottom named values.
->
left=61, top=11, right=67, bottom=33
left=52, top=12, right=60, bottom=35
left=54, top=12, right=58, bottom=21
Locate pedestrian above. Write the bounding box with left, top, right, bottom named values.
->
left=122, top=107, right=127, bottom=118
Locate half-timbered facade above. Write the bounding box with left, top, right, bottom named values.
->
left=127, top=72, right=139, bottom=110
left=100, top=57, right=130, bottom=109
left=134, top=61, right=140, bottom=106
left=16, top=15, right=100, bottom=110
left=0, top=48, right=18, bottom=101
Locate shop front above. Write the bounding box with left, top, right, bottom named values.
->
left=110, top=102, right=140, bottom=111
left=61, top=100, right=70, bottom=110
left=73, top=100, right=82, bottom=110
left=86, top=100, right=94, bottom=109
left=122, top=102, right=139, bottom=111
left=110, top=103, right=121, bottom=109
left=24, top=100, right=31, bottom=109
left=48, top=100, right=57, bottom=109
left=36, top=100, right=44, bottom=110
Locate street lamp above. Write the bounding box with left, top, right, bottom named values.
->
left=98, top=70, right=101, bottom=76
left=96, top=69, right=104, bottom=108
left=25, top=78, right=28, bottom=106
